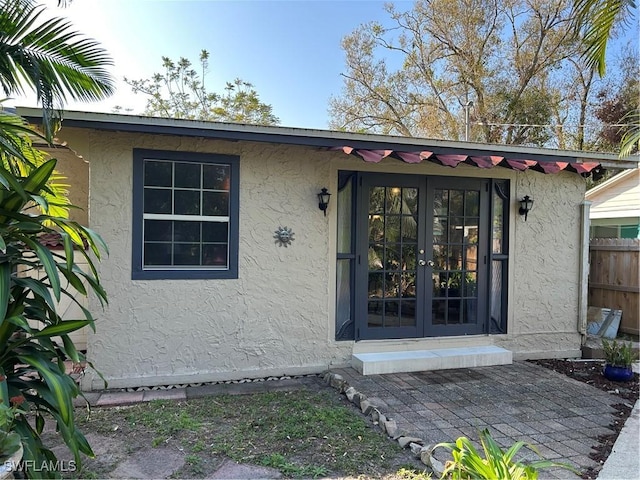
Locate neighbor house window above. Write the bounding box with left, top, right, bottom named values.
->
left=132, top=149, right=239, bottom=279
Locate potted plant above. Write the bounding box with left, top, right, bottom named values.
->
left=602, top=339, right=637, bottom=382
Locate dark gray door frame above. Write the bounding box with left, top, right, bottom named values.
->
left=354, top=173, right=490, bottom=341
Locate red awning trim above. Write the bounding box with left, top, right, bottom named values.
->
left=538, top=161, right=568, bottom=174
left=505, top=159, right=538, bottom=171
left=469, top=155, right=504, bottom=168
left=331, top=147, right=600, bottom=175
left=571, top=162, right=601, bottom=174
left=434, top=154, right=467, bottom=167
left=395, top=151, right=433, bottom=164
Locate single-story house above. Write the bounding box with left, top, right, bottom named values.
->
left=18, top=108, right=639, bottom=391
left=586, top=168, right=640, bottom=239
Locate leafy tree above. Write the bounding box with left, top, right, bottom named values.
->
left=330, top=0, right=605, bottom=148
left=593, top=48, right=639, bottom=153
left=0, top=0, right=114, bottom=140
left=122, top=49, right=280, bottom=125
left=571, top=0, right=639, bottom=156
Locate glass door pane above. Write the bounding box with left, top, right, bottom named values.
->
left=427, top=178, right=488, bottom=337
left=367, top=186, right=419, bottom=330
left=358, top=175, right=424, bottom=340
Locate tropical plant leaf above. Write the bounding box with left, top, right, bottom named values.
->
left=19, top=235, right=62, bottom=301
left=0, top=261, right=10, bottom=323
left=18, top=354, right=73, bottom=425
left=32, top=319, right=91, bottom=338
left=14, top=273, right=56, bottom=310
left=58, top=265, right=87, bottom=295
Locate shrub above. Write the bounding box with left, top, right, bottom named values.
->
left=0, top=159, right=107, bottom=478
left=432, top=428, right=577, bottom=479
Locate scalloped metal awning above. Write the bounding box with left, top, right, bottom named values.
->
left=332, top=146, right=601, bottom=175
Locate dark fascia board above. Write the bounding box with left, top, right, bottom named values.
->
left=17, top=107, right=640, bottom=168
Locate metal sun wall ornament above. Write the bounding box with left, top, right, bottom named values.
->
left=274, top=226, right=295, bottom=247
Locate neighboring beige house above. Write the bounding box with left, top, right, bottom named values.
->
left=19, top=108, right=639, bottom=391
left=586, top=169, right=640, bottom=239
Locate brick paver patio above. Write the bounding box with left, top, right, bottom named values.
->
left=331, top=361, right=621, bottom=479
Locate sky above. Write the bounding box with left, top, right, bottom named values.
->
left=12, top=0, right=640, bottom=131
left=13, top=0, right=413, bottom=129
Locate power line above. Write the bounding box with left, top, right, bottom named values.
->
left=475, top=122, right=636, bottom=128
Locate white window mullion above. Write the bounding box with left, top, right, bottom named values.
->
left=143, top=213, right=229, bottom=222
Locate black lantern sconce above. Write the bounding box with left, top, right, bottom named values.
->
left=518, top=195, right=534, bottom=221
left=318, top=188, right=331, bottom=216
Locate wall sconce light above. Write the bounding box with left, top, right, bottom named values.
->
left=318, top=188, right=331, bottom=216
left=518, top=195, right=534, bottom=221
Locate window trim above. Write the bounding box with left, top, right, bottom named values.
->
left=132, top=149, right=239, bottom=280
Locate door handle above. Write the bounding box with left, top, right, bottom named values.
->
left=427, top=260, right=434, bottom=267
left=419, top=260, right=435, bottom=267
left=418, top=260, right=426, bottom=266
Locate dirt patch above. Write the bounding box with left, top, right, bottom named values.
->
left=43, top=379, right=425, bottom=479
left=530, top=359, right=639, bottom=479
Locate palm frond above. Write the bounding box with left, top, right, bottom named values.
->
left=0, top=0, right=114, bottom=139
left=572, top=0, right=636, bottom=77
left=619, top=109, right=640, bottom=157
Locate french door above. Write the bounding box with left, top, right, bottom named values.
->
left=355, top=174, right=490, bottom=340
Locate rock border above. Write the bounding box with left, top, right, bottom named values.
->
left=323, top=371, right=446, bottom=477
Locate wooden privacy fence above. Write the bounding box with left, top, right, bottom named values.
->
left=588, top=238, right=640, bottom=335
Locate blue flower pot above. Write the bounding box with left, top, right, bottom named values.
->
left=603, top=364, right=634, bottom=382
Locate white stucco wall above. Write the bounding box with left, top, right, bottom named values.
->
left=498, top=170, right=585, bottom=359
left=61, top=127, right=587, bottom=389
left=62, top=129, right=352, bottom=390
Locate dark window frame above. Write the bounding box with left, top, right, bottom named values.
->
left=132, top=149, right=239, bottom=280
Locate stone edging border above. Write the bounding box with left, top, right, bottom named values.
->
left=323, top=371, right=446, bottom=476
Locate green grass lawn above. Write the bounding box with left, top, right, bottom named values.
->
left=68, top=387, right=430, bottom=479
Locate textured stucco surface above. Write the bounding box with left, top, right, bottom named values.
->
left=507, top=171, right=584, bottom=357
left=63, top=129, right=352, bottom=389
left=41, top=146, right=89, bottom=225
left=61, top=128, right=587, bottom=390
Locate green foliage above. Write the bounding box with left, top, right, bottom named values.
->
left=0, top=0, right=114, bottom=140
left=121, top=49, right=279, bottom=126
left=133, top=400, right=201, bottom=440
left=0, top=107, right=71, bottom=220
left=330, top=0, right=635, bottom=150
left=593, top=50, right=639, bottom=155
left=570, top=1, right=638, bottom=157
left=396, top=466, right=432, bottom=479
left=259, top=452, right=329, bottom=478
left=571, top=0, right=636, bottom=77
left=0, top=0, right=111, bottom=476
left=0, top=157, right=108, bottom=478
left=433, top=429, right=577, bottom=480
left=602, top=338, right=638, bottom=367
left=0, top=370, right=24, bottom=458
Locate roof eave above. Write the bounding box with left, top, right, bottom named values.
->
left=16, top=107, right=640, bottom=169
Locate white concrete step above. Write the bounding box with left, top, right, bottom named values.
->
left=352, top=346, right=513, bottom=375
